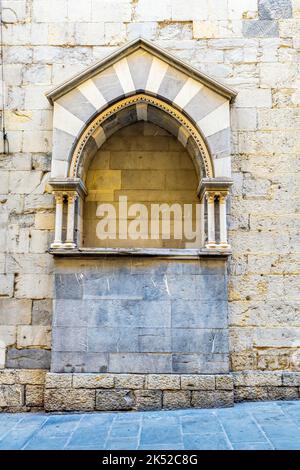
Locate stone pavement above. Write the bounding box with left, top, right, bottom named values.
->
left=1, top=401, right=300, bottom=450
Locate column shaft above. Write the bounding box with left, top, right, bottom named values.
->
left=50, top=193, right=64, bottom=248
left=64, top=193, right=77, bottom=249
left=219, top=194, right=230, bottom=249
left=206, top=192, right=216, bottom=248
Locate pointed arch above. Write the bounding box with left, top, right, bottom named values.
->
left=47, top=38, right=236, bottom=182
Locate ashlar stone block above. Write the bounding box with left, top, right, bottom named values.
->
left=146, top=374, right=181, bottom=390
left=44, top=388, right=95, bottom=411
left=181, top=374, right=216, bottom=390
left=73, top=373, right=114, bottom=389
left=163, top=391, right=191, bottom=409
left=96, top=389, right=134, bottom=411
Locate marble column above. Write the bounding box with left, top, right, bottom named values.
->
left=206, top=192, right=216, bottom=249
left=50, top=192, right=64, bottom=248
left=64, top=192, right=78, bottom=249
left=219, top=193, right=230, bottom=249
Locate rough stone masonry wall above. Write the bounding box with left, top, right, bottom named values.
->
left=0, top=0, right=299, bottom=383
left=2, top=369, right=300, bottom=412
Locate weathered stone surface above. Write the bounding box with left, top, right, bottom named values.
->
left=73, top=374, right=114, bottom=389
left=0, top=299, right=32, bottom=325
left=216, top=374, right=234, bottom=390
left=31, top=300, right=52, bottom=326
left=1, top=0, right=300, bottom=392
left=258, top=0, right=292, bottom=19
left=146, top=374, right=181, bottom=390
left=17, top=325, right=51, bottom=348
left=134, top=390, right=162, bottom=411
left=45, top=373, right=72, bottom=389
left=282, top=372, right=300, bottom=386
left=0, top=370, right=17, bottom=385
left=181, top=375, right=215, bottom=390
left=163, top=391, right=191, bottom=409
left=17, top=369, right=46, bottom=385
left=25, top=385, right=44, bottom=406
left=243, top=20, right=279, bottom=37
left=192, top=390, right=234, bottom=408
left=114, top=374, right=145, bottom=389
left=267, top=386, right=299, bottom=401
left=95, top=390, right=134, bottom=411
left=0, top=384, right=23, bottom=407
left=44, top=389, right=95, bottom=411
left=6, top=348, right=51, bottom=369
left=233, top=371, right=282, bottom=387
left=234, top=387, right=269, bottom=402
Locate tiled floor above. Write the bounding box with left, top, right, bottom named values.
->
left=1, top=401, right=300, bottom=450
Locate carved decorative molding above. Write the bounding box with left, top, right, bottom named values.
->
left=69, top=94, right=214, bottom=179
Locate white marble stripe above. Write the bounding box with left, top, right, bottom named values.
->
left=177, top=126, right=189, bottom=147
left=93, top=126, right=106, bottom=148
left=173, top=78, right=202, bottom=110
left=214, top=156, right=231, bottom=177
left=77, top=79, right=107, bottom=110
left=113, top=58, right=135, bottom=94
left=136, top=103, right=147, bottom=121
left=146, top=57, right=168, bottom=94
left=51, top=159, right=69, bottom=177
left=53, top=103, right=84, bottom=137
left=197, top=102, right=230, bottom=137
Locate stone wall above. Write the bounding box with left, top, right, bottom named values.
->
left=2, top=369, right=300, bottom=412
left=84, top=121, right=199, bottom=248
left=52, top=257, right=229, bottom=374
left=0, top=0, right=299, bottom=379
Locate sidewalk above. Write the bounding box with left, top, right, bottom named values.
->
left=0, top=401, right=300, bottom=450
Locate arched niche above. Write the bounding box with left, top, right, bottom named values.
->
left=47, top=38, right=236, bottom=255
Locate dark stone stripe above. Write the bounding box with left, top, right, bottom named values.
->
left=127, top=51, right=153, bottom=92
left=57, top=88, right=97, bottom=123
left=158, top=65, right=187, bottom=103
left=53, top=128, right=76, bottom=161
left=93, top=66, right=124, bottom=104
left=184, top=87, right=227, bottom=123
left=206, top=128, right=230, bottom=159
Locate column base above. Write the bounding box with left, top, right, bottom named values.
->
left=50, top=241, right=64, bottom=249
left=219, top=243, right=231, bottom=250
left=205, top=242, right=217, bottom=249
left=62, top=242, right=77, bottom=249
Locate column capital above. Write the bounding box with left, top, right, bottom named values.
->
left=52, top=191, right=64, bottom=204
left=198, top=177, right=233, bottom=200
left=49, top=177, right=87, bottom=200
left=64, top=191, right=79, bottom=203
left=205, top=191, right=216, bottom=204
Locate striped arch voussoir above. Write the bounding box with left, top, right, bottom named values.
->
left=69, top=94, right=214, bottom=180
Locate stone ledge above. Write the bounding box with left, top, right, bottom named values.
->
left=49, top=247, right=231, bottom=258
